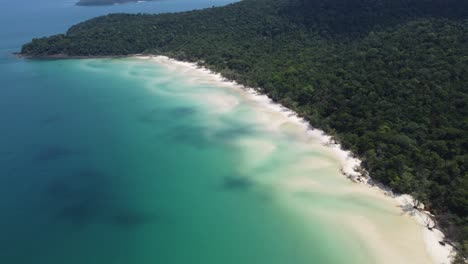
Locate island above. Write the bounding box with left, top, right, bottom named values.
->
left=77, top=0, right=153, bottom=6
left=20, top=0, right=468, bottom=261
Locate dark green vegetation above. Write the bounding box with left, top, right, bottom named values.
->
left=21, top=0, right=468, bottom=259
left=77, top=0, right=154, bottom=6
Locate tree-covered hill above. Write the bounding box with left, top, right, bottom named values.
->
left=21, top=0, right=468, bottom=259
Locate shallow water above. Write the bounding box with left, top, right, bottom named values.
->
left=0, top=1, right=433, bottom=264
left=0, top=57, right=349, bottom=263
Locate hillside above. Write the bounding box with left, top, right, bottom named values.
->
left=20, top=0, right=468, bottom=260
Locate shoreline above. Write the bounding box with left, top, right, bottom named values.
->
left=18, top=52, right=456, bottom=263
left=135, top=55, right=455, bottom=264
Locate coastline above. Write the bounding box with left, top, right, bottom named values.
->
left=133, top=55, right=455, bottom=264
left=16, top=52, right=456, bottom=263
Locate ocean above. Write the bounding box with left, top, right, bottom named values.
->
left=0, top=1, right=434, bottom=263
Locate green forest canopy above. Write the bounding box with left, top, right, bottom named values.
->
left=21, top=0, right=468, bottom=259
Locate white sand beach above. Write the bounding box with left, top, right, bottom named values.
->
left=134, top=55, right=455, bottom=264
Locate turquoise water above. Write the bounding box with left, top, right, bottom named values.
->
left=0, top=57, right=355, bottom=263
left=0, top=1, right=432, bottom=264
left=0, top=56, right=352, bottom=263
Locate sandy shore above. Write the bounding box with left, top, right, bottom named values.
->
left=134, top=55, right=455, bottom=264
